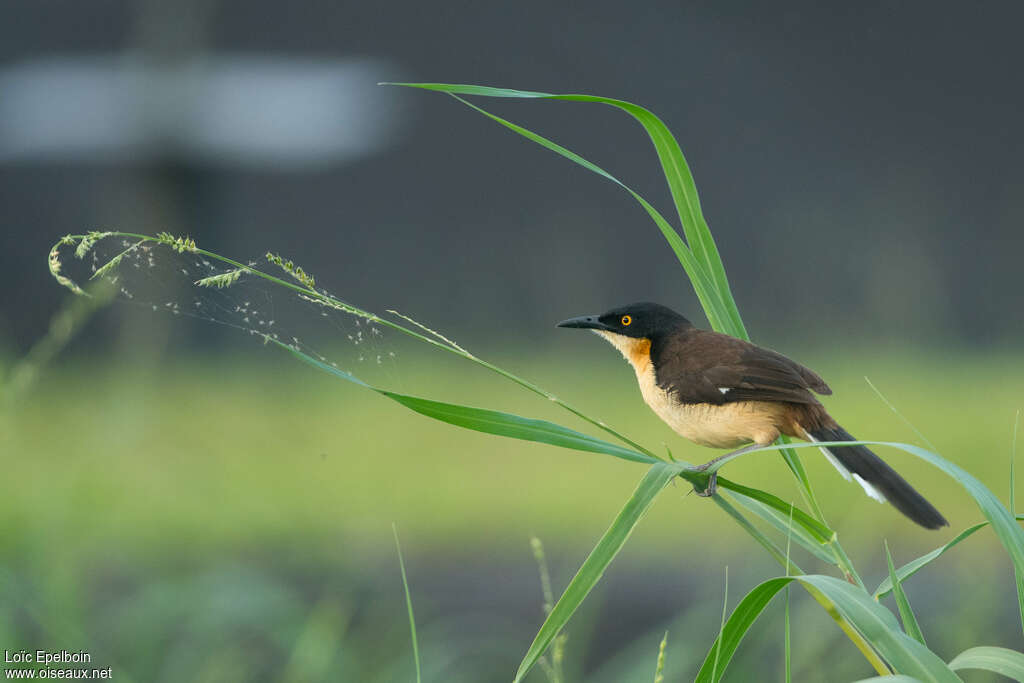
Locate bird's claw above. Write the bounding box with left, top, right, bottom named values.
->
left=694, top=471, right=718, bottom=497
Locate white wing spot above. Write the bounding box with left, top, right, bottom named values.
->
left=718, top=387, right=730, bottom=394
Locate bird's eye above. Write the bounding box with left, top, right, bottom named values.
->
left=621, top=315, right=632, bottom=326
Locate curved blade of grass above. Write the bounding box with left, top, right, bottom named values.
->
left=385, top=83, right=747, bottom=339
left=514, top=461, right=684, bottom=683
left=277, top=338, right=658, bottom=465
left=720, top=481, right=833, bottom=543
left=948, top=646, right=1024, bottom=680
left=689, top=437, right=1024, bottom=599
left=885, top=541, right=926, bottom=646
left=391, top=524, right=421, bottom=683
left=695, top=575, right=959, bottom=683
left=386, top=84, right=734, bottom=334
left=726, top=491, right=836, bottom=564
left=852, top=677, right=924, bottom=682
left=280, top=338, right=840, bottom=545
left=384, top=392, right=664, bottom=466
left=874, top=521, right=988, bottom=599
left=875, top=514, right=1024, bottom=599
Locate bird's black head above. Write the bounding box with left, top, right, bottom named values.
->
left=557, top=302, right=691, bottom=339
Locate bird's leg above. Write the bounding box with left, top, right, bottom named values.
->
left=688, top=443, right=765, bottom=497
left=694, top=471, right=718, bottom=498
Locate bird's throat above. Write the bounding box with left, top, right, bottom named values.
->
left=592, top=330, right=652, bottom=375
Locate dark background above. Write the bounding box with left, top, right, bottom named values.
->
left=3, top=0, right=1022, bottom=355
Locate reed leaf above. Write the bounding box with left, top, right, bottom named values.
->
left=694, top=575, right=959, bottom=683
left=514, top=461, right=685, bottom=683
left=885, top=541, right=926, bottom=646
left=948, top=646, right=1024, bottom=680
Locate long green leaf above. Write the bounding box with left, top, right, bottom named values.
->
left=396, top=83, right=748, bottom=339
left=687, top=437, right=1024, bottom=607
left=514, top=461, right=685, bottom=683
left=874, top=514, right=1024, bottom=599
left=383, top=391, right=661, bottom=465
left=712, top=496, right=799, bottom=574
left=885, top=541, right=926, bottom=646
left=949, top=646, right=1024, bottom=680
left=851, top=677, right=924, bottom=682
left=874, top=521, right=989, bottom=599
left=279, top=339, right=657, bottom=465
left=694, top=575, right=959, bottom=683
left=279, top=339, right=840, bottom=547
left=720, top=480, right=834, bottom=543
left=386, top=83, right=739, bottom=335
left=726, top=491, right=836, bottom=564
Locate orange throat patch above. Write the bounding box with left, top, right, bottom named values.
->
left=593, top=330, right=652, bottom=373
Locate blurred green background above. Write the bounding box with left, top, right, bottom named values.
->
left=3, top=1, right=1024, bottom=681
left=2, top=346, right=1022, bottom=681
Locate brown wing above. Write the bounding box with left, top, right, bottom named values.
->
left=652, top=329, right=832, bottom=406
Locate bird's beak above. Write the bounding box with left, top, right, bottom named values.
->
left=556, top=314, right=610, bottom=331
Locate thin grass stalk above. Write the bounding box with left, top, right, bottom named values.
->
left=53, top=232, right=660, bottom=461
left=710, top=567, right=728, bottom=682
left=392, top=524, right=421, bottom=683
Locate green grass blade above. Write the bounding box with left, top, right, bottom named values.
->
left=722, top=480, right=834, bottom=543
left=392, top=524, right=421, bottom=683
left=686, top=437, right=1024, bottom=606
left=1016, top=566, right=1024, bottom=641
left=949, top=646, right=1024, bottom=680
left=875, top=521, right=989, bottom=598
left=711, top=567, right=729, bottom=682
left=712, top=496, right=800, bottom=574
left=513, top=462, right=684, bottom=683
left=694, top=576, right=790, bottom=683
left=784, top=585, right=791, bottom=683
left=726, top=491, right=836, bottom=564
left=277, top=338, right=659, bottom=466
left=1013, top=411, right=1023, bottom=634
left=1012, top=410, right=1020, bottom=514
left=695, top=575, right=958, bottom=683
left=387, top=84, right=737, bottom=334
left=784, top=505, right=793, bottom=683
left=382, top=392, right=661, bottom=465
left=385, top=82, right=747, bottom=339
left=851, top=677, right=924, bottom=682
left=798, top=575, right=955, bottom=682
left=874, top=514, right=1024, bottom=599
left=885, top=541, right=926, bottom=646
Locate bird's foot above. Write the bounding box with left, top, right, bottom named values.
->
left=694, top=471, right=718, bottom=497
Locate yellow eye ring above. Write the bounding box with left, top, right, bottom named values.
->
left=621, top=315, right=632, bottom=326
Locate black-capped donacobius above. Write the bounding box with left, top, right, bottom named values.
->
left=557, top=302, right=947, bottom=529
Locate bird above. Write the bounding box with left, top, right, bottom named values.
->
left=557, top=302, right=947, bottom=529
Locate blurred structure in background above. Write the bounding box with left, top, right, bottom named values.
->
left=0, top=56, right=401, bottom=168
left=3, top=1, right=1023, bottom=355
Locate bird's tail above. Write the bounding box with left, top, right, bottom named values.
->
left=805, top=424, right=948, bottom=529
